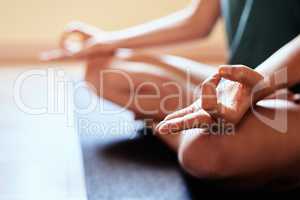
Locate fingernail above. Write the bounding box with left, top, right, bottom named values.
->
left=155, top=121, right=165, bottom=132
left=158, top=124, right=169, bottom=135
left=219, top=68, right=226, bottom=75
left=219, top=65, right=232, bottom=75
left=163, top=114, right=173, bottom=121
left=158, top=121, right=173, bottom=134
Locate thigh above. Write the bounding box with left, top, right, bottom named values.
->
left=85, top=53, right=216, bottom=120
left=179, top=98, right=300, bottom=187
left=225, top=99, right=300, bottom=179
left=85, top=57, right=189, bottom=121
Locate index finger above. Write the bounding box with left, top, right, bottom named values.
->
left=40, top=49, right=74, bottom=61
left=219, top=65, right=264, bottom=87
left=59, top=21, right=97, bottom=51
left=157, top=109, right=213, bottom=134
left=201, top=73, right=221, bottom=112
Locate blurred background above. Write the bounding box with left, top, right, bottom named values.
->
left=0, top=0, right=226, bottom=63
left=0, top=1, right=227, bottom=198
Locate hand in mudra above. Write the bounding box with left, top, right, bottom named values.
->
left=41, top=21, right=116, bottom=61
left=156, top=65, right=265, bottom=134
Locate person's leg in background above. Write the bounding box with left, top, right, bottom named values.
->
left=84, top=51, right=218, bottom=150
left=84, top=51, right=300, bottom=190
left=85, top=51, right=217, bottom=121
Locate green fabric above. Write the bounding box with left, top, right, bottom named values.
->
left=221, top=0, right=300, bottom=92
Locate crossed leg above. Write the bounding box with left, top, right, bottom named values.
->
left=85, top=53, right=300, bottom=189
left=85, top=52, right=217, bottom=121
left=161, top=97, right=300, bottom=189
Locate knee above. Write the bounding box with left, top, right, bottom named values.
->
left=178, top=134, right=231, bottom=179
left=85, top=57, right=113, bottom=83
left=118, top=51, right=159, bottom=64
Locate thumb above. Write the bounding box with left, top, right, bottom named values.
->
left=219, top=65, right=264, bottom=87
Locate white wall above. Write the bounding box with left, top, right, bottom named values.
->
left=0, top=0, right=189, bottom=42
left=0, top=0, right=226, bottom=63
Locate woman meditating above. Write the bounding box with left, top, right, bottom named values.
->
left=43, top=0, right=300, bottom=189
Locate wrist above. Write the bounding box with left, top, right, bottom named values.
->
left=252, top=74, right=276, bottom=102
left=104, top=40, right=119, bottom=52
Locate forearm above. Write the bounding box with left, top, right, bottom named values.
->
left=106, top=0, right=220, bottom=49
left=255, top=35, right=300, bottom=100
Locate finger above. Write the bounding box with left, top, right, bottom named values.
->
left=44, top=45, right=114, bottom=61
left=60, top=30, right=89, bottom=51
left=201, top=74, right=221, bottom=112
left=155, top=100, right=199, bottom=133
left=219, top=65, right=264, bottom=87
left=69, top=43, right=115, bottom=59
left=155, top=106, right=195, bottom=133
left=40, top=49, right=73, bottom=61
left=40, top=48, right=89, bottom=61
left=60, top=28, right=90, bottom=46
left=214, top=102, right=240, bottom=124
left=60, top=21, right=97, bottom=48
left=59, top=21, right=100, bottom=53
left=155, top=109, right=189, bottom=133
left=69, top=45, right=96, bottom=59
left=162, top=100, right=200, bottom=122
left=157, top=109, right=213, bottom=134
left=65, top=21, right=99, bottom=35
